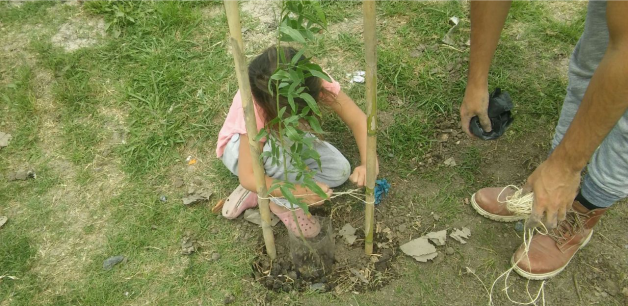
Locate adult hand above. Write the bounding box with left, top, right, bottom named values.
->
left=349, top=161, right=379, bottom=187
left=460, top=86, right=492, bottom=137
left=524, top=159, right=581, bottom=230
left=294, top=182, right=332, bottom=207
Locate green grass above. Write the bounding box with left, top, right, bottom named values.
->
left=2, top=1, right=623, bottom=306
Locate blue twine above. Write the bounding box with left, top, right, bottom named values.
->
left=374, top=179, right=390, bottom=205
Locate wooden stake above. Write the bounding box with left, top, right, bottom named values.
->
left=224, top=0, right=277, bottom=259
left=362, top=0, right=377, bottom=255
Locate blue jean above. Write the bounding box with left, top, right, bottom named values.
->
left=551, top=1, right=627, bottom=207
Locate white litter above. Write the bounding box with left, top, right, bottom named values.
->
left=450, top=227, right=471, bottom=244
left=400, top=237, right=438, bottom=262
left=338, top=223, right=357, bottom=245
left=347, top=71, right=366, bottom=83
left=425, top=229, right=447, bottom=246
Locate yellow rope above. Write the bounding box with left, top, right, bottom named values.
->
left=488, top=186, right=548, bottom=306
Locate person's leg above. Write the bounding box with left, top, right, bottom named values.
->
left=551, top=1, right=609, bottom=150
left=581, top=115, right=628, bottom=208
left=307, top=138, right=351, bottom=188
left=221, top=133, right=242, bottom=176
left=511, top=2, right=625, bottom=280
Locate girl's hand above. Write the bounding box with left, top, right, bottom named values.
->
left=349, top=161, right=379, bottom=187
left=293, top=182, right=332, bottom=207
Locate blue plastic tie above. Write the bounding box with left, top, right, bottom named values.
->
left=374, top=179, right=390, bottom=205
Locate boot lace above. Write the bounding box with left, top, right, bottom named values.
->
left=548, top=210, right=586, bottom=245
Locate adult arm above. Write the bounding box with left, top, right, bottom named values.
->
left=526, top=1, right=628, bottom=228
left=460, top=1, right=512, bottom=136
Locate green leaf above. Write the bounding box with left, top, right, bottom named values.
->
left=304, top=177, right=328, bottom=199
left=291, top=49, right=306, bottom=65
left=308, top=69, right=332, bottom=82
left=306, top=116, right=323, bottom=133
left=287, top=94, right=296, bottom=111
left=278, top=106, right=287, bottom=118
left=279, top=185, right=303, bottom=209
left=255, top=128, right=269, bottom=142
left=279, top=25, right=306, bottom=43
left=299, top=93, right=320, bottom=116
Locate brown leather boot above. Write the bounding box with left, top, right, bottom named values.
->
left=512, top=201, right=608, bottom=280
left=471, top=186, right=528, bottom=222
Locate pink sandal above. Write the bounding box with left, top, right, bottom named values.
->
left=270, top=204, right=321, bottom=238
left=222, top=185, right=258, bottom=219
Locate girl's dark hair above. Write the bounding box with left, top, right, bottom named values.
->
left=248, top=46, right=333, bottom=130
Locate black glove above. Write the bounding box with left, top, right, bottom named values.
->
left=470, top=88, right=514, bottom=140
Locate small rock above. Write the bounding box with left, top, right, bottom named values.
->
left=0, top=132, right=11, bottom=148
left=173, top=177, right=184, bottom=188
left=223, top=293, right=235, bottom=304
left=103, top=255, right=125, bottom=270
left=438, top=133, right=449, bottom=142
left=0, top=216, right=7, bottom=229
left=151, top=225, right=158, bottom=230
left=243, top=209, right=280, bottom=226
left=211, top=252, right=221, bottom=261
left=445, top=247, right=455, bottom=255
left=621, top=287, right=628, bottom=298
left=159, top=195, right=167, bottom=202
left=287, top=271, right=297, bottom=280
left=310, top=283, right=326, bottom=292
left=515, top=221, right=524, bottom=233
left=182, top=189, right=212, bottom=205
left=443, top=157, right=457, bottom=167
left=432, top=213, right=441, bottom=221
left=15, top=170, right=28, bottom=180
left=463, top=198, right=469, bottom=205
left=397, top=224, right=407, bottom=233
left=604, top=279, right=620, bottom=296
left=181, top=235, right=197, bottom=255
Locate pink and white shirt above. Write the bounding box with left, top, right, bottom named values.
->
left=216, top=79, right=341, bottom=157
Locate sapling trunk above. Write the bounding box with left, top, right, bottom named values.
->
left=224, top=0, right=277, bottom=260
left=362, top=0, right=378, bottom=255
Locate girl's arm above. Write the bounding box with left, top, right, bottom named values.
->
left=237, top=134, right=332, bottom=205
left=326, top=90, right=378, bottom=186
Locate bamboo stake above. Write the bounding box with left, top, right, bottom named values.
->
left=224, top=0, right=277, bottom=260
left=362, top=0, right=377, bottom=255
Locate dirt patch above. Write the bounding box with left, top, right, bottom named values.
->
left=327, top=16, right=363, bottom=39
left=544, top=1, right=587, bottom=24
left=252, top=214, right=398, bottom=296
left=51, top=16, right=105, bottom=52
left=239, top=0, right=280, bottom=55
left=8, top=0, right=24, bottom=8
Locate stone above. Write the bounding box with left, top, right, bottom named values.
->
left=103, top=255, right=125, bottom=270
left=443, top=157, right=457, bottom=167
left=445, top=247, right=455, bottom=255
left=211, top=252, right=221, bottom=261
left=223, top=293, right=235, bottom=304
left=243, top=209, right=280, bottom=226
left=310, top=283, right=326, bottom=292
left=0, top=132, right=11, bottom=148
